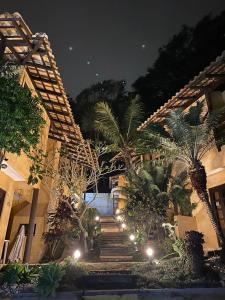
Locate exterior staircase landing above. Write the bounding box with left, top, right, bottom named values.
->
left=99, top=216, right=133, bottom=262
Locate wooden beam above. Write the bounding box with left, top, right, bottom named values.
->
left=37, top=87, right=62, bottom=97
left=47, top=108, right=70, bottom=116
left=29, top=74, right=58, bottom=85
left=205, top=73, right=225, bottom=78
left=42, top=99, right=65, bottom=107
left=26, top=61, right=52, bottom=71
left=177, top=96, right=197, bottom=100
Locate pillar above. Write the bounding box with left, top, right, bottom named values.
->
left=23, top=188, right=39, bottom=263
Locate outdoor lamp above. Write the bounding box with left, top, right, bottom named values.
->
left=116, top=209, right=120, bottom=214
left=129, top=234, right=135, bottom=241
left=116, top=215, right=122, bottom=221
left=73, top=249, right=81, bottom=261
left=121, top=223, right=127, bottom=229
left=146, top=247, right=154, bottom=257
left=95, top=215, right=100, bottom=221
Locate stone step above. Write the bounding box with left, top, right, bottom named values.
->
left=100, top=255, right=133, bottom=262
left=80, top=274, right=138, bottom=290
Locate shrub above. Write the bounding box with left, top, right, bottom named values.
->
left=132, top=258, right=216, bottom=288
left=172, top=239, right=184, bottom=257
left=2, top=263, right=36, bottom=286
left=37, top=263, right=65, bottom=298
left=182, top=230, right=204, bottom=276
left=61, top=257, right=88, bottom=289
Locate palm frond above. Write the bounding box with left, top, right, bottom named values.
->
left=94, top=101, right=124, bottom=146
left=123, top=95, right=144, bottom=140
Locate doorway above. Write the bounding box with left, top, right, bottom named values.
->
left=209, top=184, right=225, bottom=236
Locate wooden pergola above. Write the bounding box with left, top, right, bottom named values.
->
left=138, top=51, right=225, bottom=130
left=0, top=12, right=95, bottom=168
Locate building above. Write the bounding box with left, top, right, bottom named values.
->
left=0, top=13, right=94, bottom=263
left=138, top=51, right=225, bottom=252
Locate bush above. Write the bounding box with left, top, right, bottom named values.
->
left=2, top=263, right=36, bottom=286
left=182, top=231, right=204, bottom=276
left=37, top=263, right=65, bottom=298
left=61, top=257, right=88, bottom=289
left=132, top=258, right=218, bottom=288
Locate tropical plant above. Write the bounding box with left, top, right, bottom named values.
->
left=182, top=231, right=205, bottom=277
left=0, top=60, right=45, bottom=169
left=61, top=257, right=88, bottom=289
left=168, top=171, right=194, bottom=216
left=123, top=162, right=192, bottom=241
left=123, top=163, right=171, bottom=241
left=36, top=263, right=65, bottom=298
left=95, top=96, right=144, bottom=170
left=139, top=101, right=225, bottom=259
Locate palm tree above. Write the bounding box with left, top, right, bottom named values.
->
left=139, top=101, right=225, bottom=255
left=94, top=96, right=143, bottom=170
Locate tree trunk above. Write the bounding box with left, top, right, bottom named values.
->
left=78, top=219, right=88, bottom=255
left=189, top=160, right=225, bottom=261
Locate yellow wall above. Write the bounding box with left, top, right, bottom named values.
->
left=0, top=68, right=61, bottom=263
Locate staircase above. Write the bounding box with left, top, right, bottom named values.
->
left=99, top=216, right=133, bottom=262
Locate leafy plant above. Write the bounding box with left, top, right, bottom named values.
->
left=172, top=239, right=184, bottom=257
left=182, top=230, right=205, bottom=277
left=61, top=257, right=88, bottom=289
left=0, top=60, right=45, bottom=169
left=2, top=262, right=36, bottom=286
left=36, top=263, right=65, bottom=298
left=140, top=101, right=225, bottom=260
left=95, top=96, right=144, bottom=169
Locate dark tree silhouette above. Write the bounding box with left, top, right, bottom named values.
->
left=70, top=80, right=133, bottom=140
left=133, top=11, right=225, bottom=114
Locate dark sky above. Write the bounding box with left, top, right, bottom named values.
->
left=2, top=1, right=225, bottom=98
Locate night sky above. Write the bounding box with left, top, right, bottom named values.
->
left=2, top=1, right=225, bottom=98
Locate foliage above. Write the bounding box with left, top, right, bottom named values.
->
left=95, top=96, right=144, bottom=169
left=61, top=257, right=88, bottom=289
left=0, top=60, right=45, bottom=167
left=132, top=258, right=218, bottom=288
left=2, top=263, right=36, bottom=286
left=71, top=80, right=131, bottom=140
left=168, top=171, right=194, bottom=216
left=182, top=230, right=205, bottom=277
left=133, top=11, right=225, bottom=114
left=139, top=101, right=225, bottom=254
left=36, top=263, right=65, bottom=298
left=123, top=162, right=191, bottom=242
left=172, top=239, right=184, bottom=257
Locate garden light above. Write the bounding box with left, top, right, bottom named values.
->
left=129, top=234, right=135, bottom=241
left=116, top=209, right=120, bottom=214
left=146, top=247, right=154, bottom=257
left=73, top=249, right=81, bottom=261
left=116, top=215, right=122, bottom=221
left=121, top=223, right=127, bottom=229
left=153, top=259, right=160, bottom=265
left=95, top=215, right=100, bottom=221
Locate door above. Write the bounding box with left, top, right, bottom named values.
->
left=209, top=184, right=225, bottom=236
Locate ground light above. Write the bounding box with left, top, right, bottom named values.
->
left=121, top=223, right=127, bottom=229
left=115, top=209, right=120, bottom=214
left=146, top=247, right=154, bottom=258
left=95, top=215, right=100, bottom=221
left=116, top=215, right=122, bottom=221
left=129, top=234, right=135, bottom=241
left=73, top=249, right=81, bottom=261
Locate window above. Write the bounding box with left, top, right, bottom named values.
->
left=209, top=184, right=225, bottom=236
